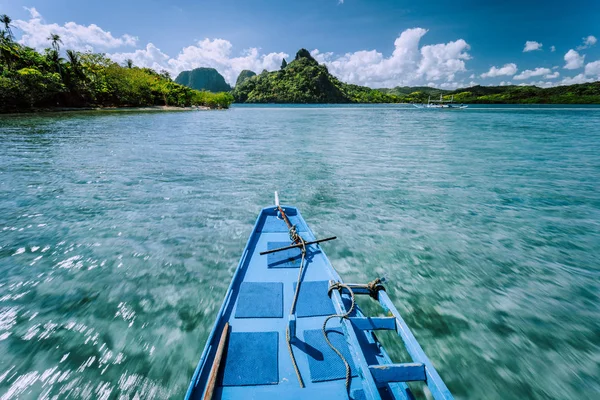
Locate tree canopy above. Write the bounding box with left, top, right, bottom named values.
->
left=379, top=83, right=600, bottom=104
left=0, top=16, right=233, bottom=112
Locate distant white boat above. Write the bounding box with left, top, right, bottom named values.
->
left=413, top=94, right=468, bottom=109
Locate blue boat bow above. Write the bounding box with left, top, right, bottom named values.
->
left=186, top=204, right=453, bottom=400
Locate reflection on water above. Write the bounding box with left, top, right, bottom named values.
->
left=0, top=105, right=599, bottom=399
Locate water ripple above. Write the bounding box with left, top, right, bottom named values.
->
left=0, top=105, right=599, bottom=399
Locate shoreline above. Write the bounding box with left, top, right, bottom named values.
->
left=2, top=103, right=599, bottom=117
left=0, top=105, right=213, bottom=116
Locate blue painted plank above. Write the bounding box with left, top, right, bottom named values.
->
left=266, top=241, right=302, bottom=268
left=369, top=363, right=426, bottom=383
left=260, top=212, right=308, bottom=233
left=349, top=317, right=396, bottom=331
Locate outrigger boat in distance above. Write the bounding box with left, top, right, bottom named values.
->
left=413, top=94, right=468, bottom=109
left=185, top=193, right=454, bottom=400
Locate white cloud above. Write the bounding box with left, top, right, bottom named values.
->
left=13, top=7, right=137, bottom=52
left=499, top=81, right=512, bottom=86
left=544, top=71, right=560, bottom=79
left=513, top=67, right=552, bottom=80
left=577, top=35, right=597, bottom=50
left=23, top=6, right=41, bottom=19
left=585, top=60, right=600, bottom=77
left=564, top=49, right=585, bottom=69
left=438, top=81, right=460, bottom=89
left=108, top=43, right=171, bottom=71
left=527, top=60, right=600, bottom=86
left=523, top=41, right=542, bottom=52
left=13, top=8, right=470, bottom=88
left=527, top=81, right=557, bottom=88
left=311, top=28, right=471, bottom=87
left=480, top=63, right=517, bottom=78
left=550, top=45, right=556, bottom=52
left=560, top=73, right=593, bottom=85
left=584, top=35, right=597, bottom=46
left=171, top=40, right=288, bottom=84
left=110, top=39, right=288, bottom=84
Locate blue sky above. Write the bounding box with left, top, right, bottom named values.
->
left=2, top=0, right=600, bottom=88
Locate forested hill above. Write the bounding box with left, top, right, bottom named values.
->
left=378, top=83, right=600, bottom=104
left=232, top=49, right=397, bottom=103
left=174, top=67, right=231, bottom=92
left=232, top=48, right=600, bottom=104
left=0, top=19, right=233, bottom=112
left=235, top=70, right=256, bottom=87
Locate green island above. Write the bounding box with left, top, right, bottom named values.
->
left=175, top=67, right=232, bottom=93
left=378, top=83, right=600, bottom=104
left=232, top=49, right=600, bottom=104
left=2, top=12, right=600, bottom=114
left=0, top=16, right=233, bottom=113
left=233, top=49, right=397, bottom=103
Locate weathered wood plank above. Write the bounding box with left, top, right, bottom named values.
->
left=203, top=322, right=230, bottom=400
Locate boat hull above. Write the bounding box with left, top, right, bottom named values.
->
left=186, top=206, right=452, bottom=400
left=413, top=104, right=468, bottom=109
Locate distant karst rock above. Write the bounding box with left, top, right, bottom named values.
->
left=235, top=70, right=256, bottom=87
left=295, top=48, right=316, bottom=62
left=232, top=48, right=395, bottom=104
left=174, top=67, right=231, bottom=92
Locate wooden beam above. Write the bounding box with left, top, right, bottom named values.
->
left=203, top=322, right=230, bottom=400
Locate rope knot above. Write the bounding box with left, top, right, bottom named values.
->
left=288, top=224, right=300, bottom=243
left=366, top=278, right=386, bottom=299
left=327, top=282, right=342, bottom=297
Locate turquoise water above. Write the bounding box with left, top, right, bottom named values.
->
left=0, top=105, right=599, bottom=399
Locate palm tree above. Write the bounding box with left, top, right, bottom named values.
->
left=46, top=49, right=65, bottom=78
left=66, top=49, right=85, bottom=78
left=0, top=29, right=17, bottom=68
left=125, top=59, right=133, bottom=69
left=66, top=49, right=79, bottom=65
left=0, top=15, right=13, bottom=41
left=48, top=33, right=62, bottom=53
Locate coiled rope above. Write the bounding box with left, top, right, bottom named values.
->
left=278, top=206, right=306, bottom=388
left=324, top=282, right=356, bottom=393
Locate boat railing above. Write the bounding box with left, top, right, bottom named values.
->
left=327, top=279, right=454, bottom=400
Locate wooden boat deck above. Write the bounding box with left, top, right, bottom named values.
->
left=186, top=206, right=453, bottom=400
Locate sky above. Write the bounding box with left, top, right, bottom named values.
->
left=1, top=0, right=600, bottom=88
